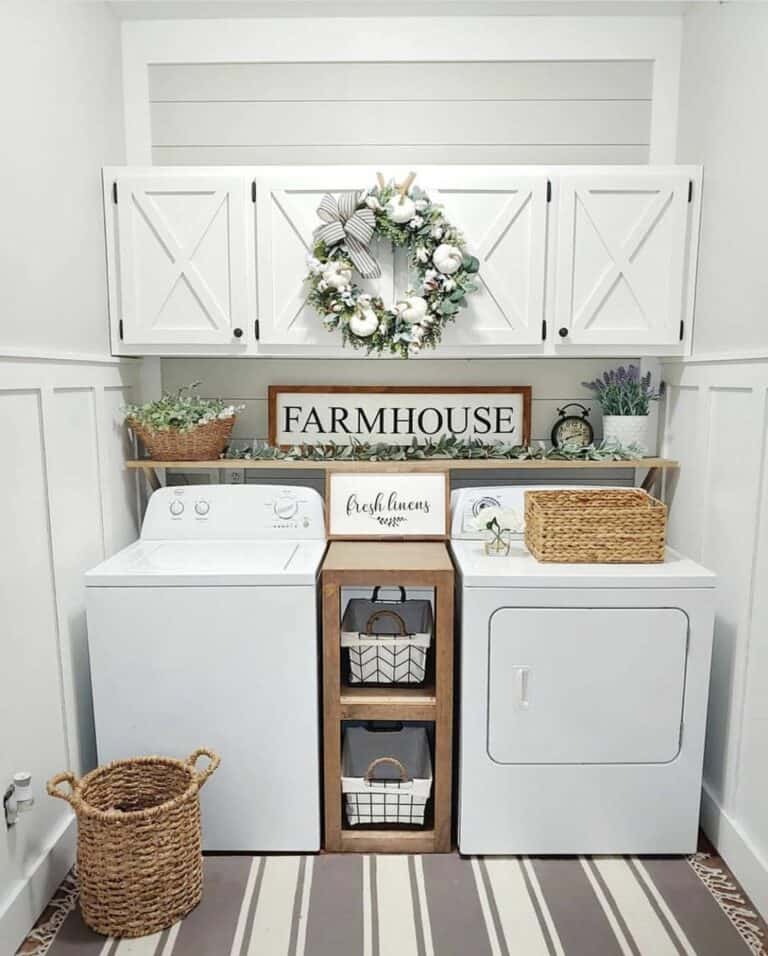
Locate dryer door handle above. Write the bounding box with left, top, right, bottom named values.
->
left=514, top=667, right=531, bottom=709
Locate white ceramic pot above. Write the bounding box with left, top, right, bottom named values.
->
left=602, top=415, right=649, bottom=452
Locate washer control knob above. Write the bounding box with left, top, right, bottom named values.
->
left=274, top=499, right=299, bottom=520
left=169, top=500, right=184, bottom=516
left=194, top=499, right=210, bottom=516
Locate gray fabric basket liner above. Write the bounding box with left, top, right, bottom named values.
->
left=342, top=727, right=432, bottom=785
left=341, top=596, right=433, bottom=644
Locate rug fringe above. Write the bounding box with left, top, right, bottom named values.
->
left=689, top=852, right=766, bottom=956
left=15, top=870, right=78, bottom=956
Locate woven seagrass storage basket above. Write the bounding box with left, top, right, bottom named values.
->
left=524, top=488, right=667, bottom=563
left=47, top=749, right=219, bottom=938
left=128, top=417, right=235, bottom=461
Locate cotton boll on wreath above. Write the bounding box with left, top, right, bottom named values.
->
left=348, top=306, right=379, bottom=338
left=386, top=195, right=417, bottom=223
left=433, top=244, right=463, bottom=274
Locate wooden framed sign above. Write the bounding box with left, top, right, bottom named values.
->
left=326, top=471, right=449, bottom=540
left=269, top=385, right=531, bottom=448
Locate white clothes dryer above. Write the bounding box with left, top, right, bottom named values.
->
left=85, top=484, right=326, bottom=852
left=451, top=485, right=716, bottom=855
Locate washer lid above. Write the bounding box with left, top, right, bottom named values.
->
left=85, top=539, right=327, bottom=587
left=450, top=540, right=716, bottom=588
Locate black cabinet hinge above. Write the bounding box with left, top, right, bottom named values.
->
left=546, top=180, right=552, bottom=203
left=688, top=180, right=693, bottom=203
left=679, top=320, right=685, bottom=341
left=254, top=319, right=260, bottom=340
left=251, top=181, right=257, bottom=203
left=542, top=319, right=547, bottom=341
left=119, top=319, right=124, bottom=340
left=112, top=181, right=118, bottom=204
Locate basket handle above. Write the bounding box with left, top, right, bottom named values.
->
left=364, top=756, right=410, bottom=784
left=364, top=609, right=407, bottom=636
left=46, top=772, right=80, bottom=806
left=186, top=748, right=221, bottom=789
left=372, top=585, right=407, bottom=604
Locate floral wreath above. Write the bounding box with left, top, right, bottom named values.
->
left=306, top=173, right=480, bottom=358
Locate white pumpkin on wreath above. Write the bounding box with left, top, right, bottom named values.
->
left=305, top=174, right=481, bottom=358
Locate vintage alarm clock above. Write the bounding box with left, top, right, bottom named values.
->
left=551, top=403, right=594, bottom=449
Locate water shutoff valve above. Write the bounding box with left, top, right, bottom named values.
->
left=4, top=772, right=34, bottom=828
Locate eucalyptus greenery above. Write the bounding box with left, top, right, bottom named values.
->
left=582, top=365, right=662, bottom=416
left=124, top=383, right=243, bottom=432
left=227, top=436, right=645, bottom=463
left=306, top=180, right=480, bottom=358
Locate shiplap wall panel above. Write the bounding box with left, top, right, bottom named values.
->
left=149, top=60, right=653, bottom=102
left=153, top=144, right=649, bottom=165
left=149, top=59, right=651, bottom=165
left=153, top=99, right=650, bottom=148
left=161, top=356, right=623, bottom=447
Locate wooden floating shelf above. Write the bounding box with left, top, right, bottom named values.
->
left=127, top=457, right=677, bottom=472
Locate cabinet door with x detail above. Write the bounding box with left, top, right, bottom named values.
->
left=114, top=173, right=253, bottom=347
left=554, top=171, right=693, bottom=348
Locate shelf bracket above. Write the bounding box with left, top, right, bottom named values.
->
left=640, top=466, right=661, bottom=496
left=139, top=464, right=161, bottom=493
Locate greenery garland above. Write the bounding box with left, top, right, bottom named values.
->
left=306, top=180, right=480, bottom=358
left=227, top=437, right=646, bottom=463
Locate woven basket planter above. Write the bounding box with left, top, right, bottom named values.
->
left=128, top=417, right=235, bottom=461
left=525, top=488, right=667, bottom=564
left=48, top=749, right=220, bottom=938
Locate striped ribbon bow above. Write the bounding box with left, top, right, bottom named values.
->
left=314, top=191, right=381, bottom=279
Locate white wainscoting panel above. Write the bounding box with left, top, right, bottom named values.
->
left=661, top=357, right=768, bottom=919
left=0, top=358, right=141, bottom=955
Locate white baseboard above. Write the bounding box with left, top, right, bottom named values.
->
left=701, top=783, right=768, bottom=921
left=0, top=816, right=76, bottom=956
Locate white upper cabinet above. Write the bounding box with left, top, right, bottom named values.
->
left=254, top=168, right=549, bottom=353
left=554, top=170, right=695, bottom=348
left=255, top=170, right=395, bottom=351
left=110, top=172, right=253, bottom=347
left=418, top=173, right=549, bottom=350
left=104, top=165, right=700, bottom=357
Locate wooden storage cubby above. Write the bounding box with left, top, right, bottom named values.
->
left=322, top=541, right=454, bottom=853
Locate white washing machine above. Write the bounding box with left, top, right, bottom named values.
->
left=85, top=484, right=326, bottom=852
left=451, top=485, right=716, bottom=855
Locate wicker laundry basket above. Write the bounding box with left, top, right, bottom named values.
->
left=48, top=749, right=220, bottom=938
left=525, top=488, right=667, bottom=563
left=128, top=417, right=235, bottom=461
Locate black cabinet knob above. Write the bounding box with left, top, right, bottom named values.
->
left=233, top=327, right=243, bottom=338
left=558, top=327, right=569, bottom=338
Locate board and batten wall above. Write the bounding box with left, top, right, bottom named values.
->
left=0, top=4, right=142, bottom=952
left=660, top=2, right=768, bottom=920
left=151, top=52, right=654, bottom=426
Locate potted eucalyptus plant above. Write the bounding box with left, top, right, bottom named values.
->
left=582, top=365, right=662, bottom=453
left=124, top=383, right=244, bottom=461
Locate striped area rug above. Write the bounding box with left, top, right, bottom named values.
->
left=22, top=853, right=766, bottom=956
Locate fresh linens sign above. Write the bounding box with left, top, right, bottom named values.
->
left=269, top=386, right=531, bottom=447
left=327, top=472, right=449, bottom=540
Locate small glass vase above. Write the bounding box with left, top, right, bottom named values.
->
left=484, top=527, right=512, bottom=556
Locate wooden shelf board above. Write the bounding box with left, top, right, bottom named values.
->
left=126, top=457, right=678, bottom=473
left=340, top=682, right=436, bottom=704
left=324, top=541, right=453, bottom=574
left=339, top=828, right=438, bottom=854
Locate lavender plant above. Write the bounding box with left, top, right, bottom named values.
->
left=582, top=365, right=662, bottom=416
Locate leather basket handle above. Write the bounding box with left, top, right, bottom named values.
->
left=372, top=585, right=407, bottom=604
left=364, top=756, right=410, bottom=784
left=364, top=608, right=407, bottom=636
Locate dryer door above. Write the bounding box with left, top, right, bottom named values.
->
left=488, top=607, right=688, bottom=764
